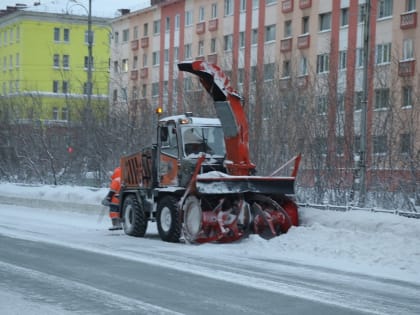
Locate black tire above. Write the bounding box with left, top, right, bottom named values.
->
left=122, top=194, right=148, bottom=237
left=157, top=195, right=181, bottom=243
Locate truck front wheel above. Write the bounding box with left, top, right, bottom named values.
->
left=157, top=196, right=181, bottom=242
left=122, top=194, right=148, bottom=237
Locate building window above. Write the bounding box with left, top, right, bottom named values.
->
left=15, top=53, right=19, bottom=68
left=250, top=66, right=257, bottom=82
left=184, top=43, right=192, bottom=59
left=199, top=6, right=205, bottom=22
left=339, top=51, right=347, bottom=70
left=61, top=107, right=68, bottom=120
left=354, top=91, right=364, bottom=111
left=225, top=0, right=234, bottom=16
left=53, top=54, right=60, bottom=67
left=358, top=4, right=366, bottom=22
left=174, top=47, right=179, bottom=61
left=341, top=8, right=349, bottom=26
left=63, top=55, right=69, bottom=68
left=165, top=17, right=170, bottom=32
left=54, top=27, right=60, bottom=41
left=133, top=26, right=138, bottom=39
left=374, top=88, right=390, bottom=109
left=122, top=29, right=129, bottom=42
left=53, top=80, right=59, bottom=93
left=152, top=51, right=160, bottom=65
left=302, top=16, right=309, bottom=34
left=113, top=61, right=118, bottom=73
left=122, top=59, right=128, bottom=72
left=198, top=41, right=204, bottom=56
left=402, top=39, right=413, bottom=60
left=375, top=43, right=391, bottom=64
left=210, top=38, right=217, bottom=53
left=299, top=56, right=308, bottom=75
left=185, top=10, right=193, bottom=26
left=316, top=53, right=330, bottom=73
left=356, top=48, right=364, bottom=67
left=400, top=133, right=412, bottom=154
left=264, top=63, right=275, bottom=80
left=319, top=13, right=331, bottom=31
left=239, top=32, right=245, bottom=48
left=143, top=54, right=148, bottom=67
left=251, top=29, right=258, bottom=45
left=114, top=32, right=119, bottom=44
left=265, top=25, right=276, bottom=42
left=113, top=89, right=118, bottom=102
left=62, top=81, right=69, bottom=94
left=63, top=28, right=70, bottom=42
left=240, top=0, right=246, bottom=11
left=317, top=96, right=328, bottom=114
left=153, top=20, right=160, bottom=35
left=84, top=56, right=94, bottom=69
left=164, top=49, right=169, bottom=63
left=282, top=60, right=290, bottom=78
left=224, top=34, right=233, bottom=51
left=266, top=0, right=276, bottom=4
left=133, top=55, right=138, bottom=69
left=378, top=0, right=393, bottom=19
left=175, top=14, right=180, bottom=30
left=284, top=20, right=292, bottom=37
left=238, top=68, right=244, bottom=84
left=211, top=3, right=218, bottom=18
left=52, top=107, right=58, bottom=120
left=184, top=77, right=193, bottom=91
left=406, top=0, right=416, bottom=11
left=143, top=23, right=148, bottom=36
left=141, top=84, right=147, bottom=98
left=402, top=86, right=412, bottom=107
left=373, top=135, right=387, bottom=155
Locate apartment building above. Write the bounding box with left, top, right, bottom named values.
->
left=0, top=7, right=111, bottom=122
left=110, top=0, right=419, bottom=195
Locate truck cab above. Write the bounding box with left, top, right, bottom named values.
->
left=157, top=113, right=226, bottom=188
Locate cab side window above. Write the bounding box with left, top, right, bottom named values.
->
left=161, top=124, right=178, bottom=157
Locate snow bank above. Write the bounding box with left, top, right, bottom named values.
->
left=0, top=182, right=419, bottom=284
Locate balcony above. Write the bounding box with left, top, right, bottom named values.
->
left=140, top=67, right=148, bottom=78
left=209, top=19, right=218, bottom=31
left=195, top=56, right=205, bottom=61
left=196, top=21, right=205, bottom=34
left=130, top=70, right=138, bottom=80
left=131, top=39, right=139, bottom=51
left=400, top=11, right=417, bottom=29
left=299, top=0, right=311, bottom=9
left=398, top=59, right=416, bottom=77
left=207, top=54, right=218, bottom=64
left=141, top=37, right=149, bottom=48
left=280, top=38, right=293, bottom=52
left=297, top=34, right=310, bottom=49
left=282, top=0, right=293, bottom=13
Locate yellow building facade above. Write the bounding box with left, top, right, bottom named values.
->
left=0, top=9, right=111, bottom=121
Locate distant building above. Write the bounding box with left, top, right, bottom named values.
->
left=109, top=0, right=419, bottom=199
left=0, top=7, right=111, bottom=122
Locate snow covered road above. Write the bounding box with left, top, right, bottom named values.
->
left=0, top=183, right=419, bottom=314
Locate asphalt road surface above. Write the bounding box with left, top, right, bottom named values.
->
left=0, top=234, right=392, bottom=315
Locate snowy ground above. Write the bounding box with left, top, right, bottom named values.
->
left=1, top=182, right=419, bottom=287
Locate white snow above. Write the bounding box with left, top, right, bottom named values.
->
left=0, top=181, right=419, bottom=289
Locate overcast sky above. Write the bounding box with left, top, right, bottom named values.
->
left=1, top=0, right=151, bottom=17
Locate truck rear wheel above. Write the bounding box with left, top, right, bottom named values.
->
left=157, top=196, right=181, bottom=243
left=122, top=194, right=148, bottom=237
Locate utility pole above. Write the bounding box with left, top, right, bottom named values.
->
left=359, top=0, right=371, bottom=206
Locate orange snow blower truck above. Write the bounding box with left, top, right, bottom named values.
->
left=118, top=61, right=301, bottom=243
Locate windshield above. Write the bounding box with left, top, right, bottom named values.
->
left=182, top=126, right=225, bottom=157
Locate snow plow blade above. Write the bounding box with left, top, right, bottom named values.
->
left=196, top=174, right=296, bottom=195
